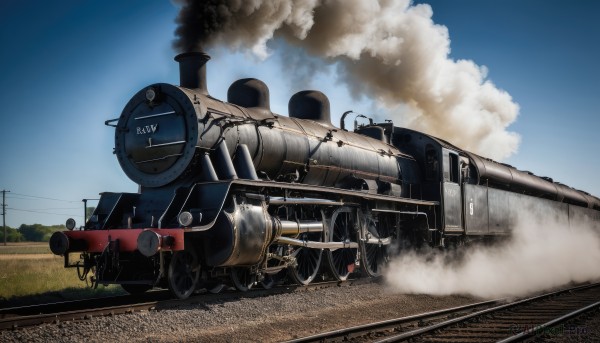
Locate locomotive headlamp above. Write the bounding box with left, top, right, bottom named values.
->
left=65, top=218, right=76, bottom=230
left=178, top=211, right=194, bottom=227
left=145, top=87, right=157, bottom=102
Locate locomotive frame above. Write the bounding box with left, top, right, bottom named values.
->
left=50, top=52, right=600, bottom=298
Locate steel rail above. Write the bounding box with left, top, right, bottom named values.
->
left=497, top=300, right=600, bottom=343
left=282, top=298, right=501, bottom=343
left=0, top=292, right=169, bottom=318
left=0, top=300, right=162, bottom=330
left=285, top=282, right=600, bottom=343
left=374, top=282, right=600, bottom=343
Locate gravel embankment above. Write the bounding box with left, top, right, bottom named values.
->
left=533, top=309, right=600, bottom=343
left=1, top=282, right=480, bottom=343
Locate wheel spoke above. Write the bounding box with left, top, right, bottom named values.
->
left=326, top=209, right=357, bottom=281
left=361, top=216, right=391, bottom=277
left=168, top=250, right=200, bottom=299
left=289, top=216, right=323, bottom=285
left=231, top=267, right=254, bottom=291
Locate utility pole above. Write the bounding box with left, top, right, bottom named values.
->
left=2, top=190, right=9, bottom=246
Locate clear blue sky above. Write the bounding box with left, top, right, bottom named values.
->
left=1, top=1, right=598, bottom=228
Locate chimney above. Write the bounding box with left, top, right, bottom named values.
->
left=174, top=52, right=210, bottom=94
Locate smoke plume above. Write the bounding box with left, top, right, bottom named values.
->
left=174, top=0, right=521, bottom=160
left=384, top=208, right=600, bottom=299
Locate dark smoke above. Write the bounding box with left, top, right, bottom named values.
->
left=173, top=0, right=230, bottom=52
left=172, top=0, right=521, bottom=160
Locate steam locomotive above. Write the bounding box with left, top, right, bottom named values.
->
left=50, top=52, right=600, bottom=298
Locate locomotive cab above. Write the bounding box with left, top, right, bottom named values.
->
left=391, top=127, right=464, bottom=237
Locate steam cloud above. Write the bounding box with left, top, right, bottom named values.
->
left=174, top=0, right=521, bottom=160
left=384, top=208, right=600, bottom=299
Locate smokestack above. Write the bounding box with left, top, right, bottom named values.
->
left=174, top=52, right=210, bottom=94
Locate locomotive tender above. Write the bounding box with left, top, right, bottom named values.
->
left=50, top=52, right=600, bottom=298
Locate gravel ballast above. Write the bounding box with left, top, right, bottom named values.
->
left=1, top=282, right=481, bottom=342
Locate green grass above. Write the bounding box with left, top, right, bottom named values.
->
left=0, top=242, right=51, bottom=254
left=0, top=246, right=125, bottom=307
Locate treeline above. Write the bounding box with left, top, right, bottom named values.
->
left=0, top=224, right=66, bottom=242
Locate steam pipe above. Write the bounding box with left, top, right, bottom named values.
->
left=354, top=114, right=367, bottom=130
left=268, top=197, right=345, bottom=206
left=340, top=110, right=353, bottom=131
left=278, top=220, right=324, bottom=235
left=213, top=141, right=238, bottom=180
left=275, top=236, right=359, bottom=251
left=233, top=144, right=259, bottom=180
left=364, top=236, right=392, bottom=245
left=200, top=152, right=219, bottom=181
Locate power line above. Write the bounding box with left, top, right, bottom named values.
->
left=7, top=207, right=83, bottom=217
left=3, top=192, right=96, bottom=229
left=8, top=192, right=79, bottom=203
left=28, top=207, right=81, bottom=211
left=6, top=195, right=47, bottom=201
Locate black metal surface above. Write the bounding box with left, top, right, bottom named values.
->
left=227, top=78, right=270, bottom=110
left=355, top=125, right=387, bottom=142
left=233, top=144, right=259, bottom=180
left=174, top=52, right=210, bottom=93
left=49, top=51, right=600, bottom=300
left=488, top=187, right=510, bottom=233
left=49, top=231, right=70, bottom=255
left=443, top=182, right=462, bottom=231
left=463, top=184, right=489, bottom=234
left=202, top=196, right=273, bottom=266
left=213, top=140, right=238, bottom=180
left=288, top=90, right=332, bottom=126
left=393, top=126, right=600, bottom=209
left=114, top=83, right=199, bottom=187
left=465, top=151, right=597, bottom=208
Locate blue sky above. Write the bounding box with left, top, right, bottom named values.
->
left=0, top=1, right=598, bottom=227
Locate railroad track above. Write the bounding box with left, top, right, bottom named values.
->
left=0, top=277, right=374, bottom=331
left=0, top=291, right=173, bottom=318
left=286, top=282, right=600, bottom=342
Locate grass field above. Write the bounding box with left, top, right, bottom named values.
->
left=0, top=243, right=124, bottom=307
left=0, top=242, right=51, bottom=254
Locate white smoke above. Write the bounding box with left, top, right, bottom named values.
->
left=184, top=0, right=521, bottom=160
left=384, top=209, right=600, bottom=299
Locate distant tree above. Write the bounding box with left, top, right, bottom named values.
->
left=19, top=224, right=46, bottom=241
left=18, top=224, right=65, bottom=242
left=0, top=226, right=23, bottom=242
left=44, top=225, right=66, bottom=241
